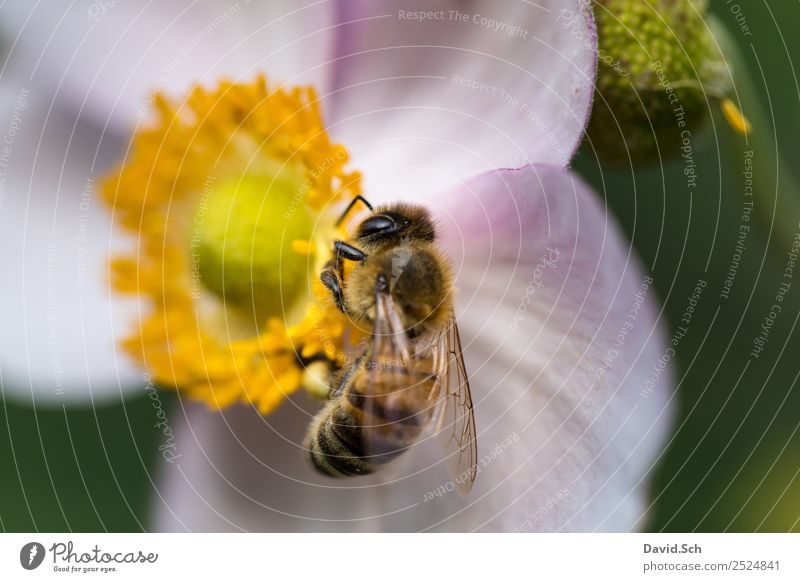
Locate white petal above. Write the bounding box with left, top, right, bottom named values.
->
left=0, top=1, right=336, bottom=130
left=0, top=0, right=338, bottom=402
left=153, top=166, right=673, bottom=531
left=0, top=87, right=140, bottom=404
left=327, top=0, right=597, bottom=198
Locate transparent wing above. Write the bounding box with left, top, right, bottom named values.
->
left=359, top=290, right=427, bottom=465
left=431, top=318, right=477, bottom=494
left=372, top=290, right=410, bottom=365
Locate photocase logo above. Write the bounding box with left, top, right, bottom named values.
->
left=19, top=542, right=46, bottom=570
left=390, top=236, right=413, bottom=290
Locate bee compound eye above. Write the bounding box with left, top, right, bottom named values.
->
left=358, top=215, right=397, bottom=238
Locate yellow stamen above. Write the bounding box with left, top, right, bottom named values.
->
left=291, top=239, right=317, bottom=256
left=102, top=76, right=364, bottom=414
left=722, top=98, right=752, bottom=136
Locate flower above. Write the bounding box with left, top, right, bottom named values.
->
left=102, top=78, right=362, bottom=414
left=588, top=0, right=748, bottom=165
left=0, top=0, right=674, bottom=531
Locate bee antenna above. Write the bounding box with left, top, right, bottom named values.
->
left=335, top=195, right=374, bottom=227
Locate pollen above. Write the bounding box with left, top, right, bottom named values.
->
left=291, top=239, right=317, bottom=256
left=721, top=98, right=752, bottom=136
left=102, top=77, right=363, bottom=414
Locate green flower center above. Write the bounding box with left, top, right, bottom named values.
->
left=192, top=169, right=314, bottom=324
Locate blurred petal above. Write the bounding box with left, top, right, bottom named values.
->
left=328, top=0, right=597, bottom=197
left=0, top=1, right=336, bottom=130
left=153, top=166, right=673, bottom=531
left=0, top=0, right=338, bottom=403
left=0, top=87, right=140, bottom=404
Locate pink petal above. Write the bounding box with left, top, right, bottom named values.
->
left=153, top=165, right=673, bottom=531
left=327, top=0, right=597, bottom=198
left=0, top=1, right=336, bottom=130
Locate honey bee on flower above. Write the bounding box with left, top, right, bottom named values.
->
left=0, top=0, right=674, bottom=532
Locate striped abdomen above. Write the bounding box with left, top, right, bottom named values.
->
left=306, top=354, right=437, bottom=478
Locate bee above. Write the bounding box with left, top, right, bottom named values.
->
left=304, top=196, right=477, bottom=493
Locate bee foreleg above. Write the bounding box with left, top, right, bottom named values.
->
left=333, top=240, right=367, bottom=262
left=332, top=240, right=368, bottom=289
left=320, top=267, right=346, bottom=312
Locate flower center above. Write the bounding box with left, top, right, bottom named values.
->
left=103, top=76, right=364, bottom=415
left=193, top=169, right=312, bottom=323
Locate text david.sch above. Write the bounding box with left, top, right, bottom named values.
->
left=643, top=543, right=702, bottom=554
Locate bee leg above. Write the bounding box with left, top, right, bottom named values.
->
left=330, top=353, right=365, bottom=398
left=320, top=266, right=346, bottom=312
left=320, top=241, right=367, bottom=312
left=333, top=239, right=368, bottom=287
left=333, top=240, right=367, bottom=262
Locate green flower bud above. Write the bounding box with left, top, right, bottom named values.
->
left=193, top=169, right=313, bottom=323
left=587, top=0, right=730, bottom=165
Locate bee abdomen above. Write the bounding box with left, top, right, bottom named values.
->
left=307, top=402, right=373, bottom=478
left=343, top=381, right=425, bottom=462
left=306, top=395, right=419, bottom=478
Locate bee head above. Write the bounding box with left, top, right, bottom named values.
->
left=354, top=203, right=436, bottom=250
left=347, top=246, right=452, bottom=339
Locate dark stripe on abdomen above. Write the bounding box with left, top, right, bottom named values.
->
left=310, top=411, right=372, bottom=477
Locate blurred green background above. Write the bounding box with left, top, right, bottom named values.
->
left=1, top=0, right=799, bottom=531
left=577, top=0, right=800, bottom=531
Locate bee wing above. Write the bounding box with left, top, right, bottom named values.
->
left=431, top=318, right=477, bottom=494
left=359, top=289, right=426, bottom=465
left=372, top=289, right=411, bottom=364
